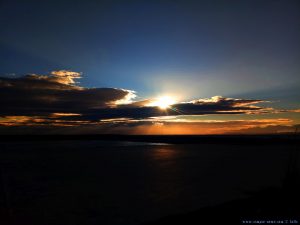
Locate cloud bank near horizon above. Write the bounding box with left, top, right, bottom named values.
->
left=0, top=70, right=299, bottom=134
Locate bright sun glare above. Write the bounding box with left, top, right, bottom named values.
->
left=150, top=96, right=176, bottom=109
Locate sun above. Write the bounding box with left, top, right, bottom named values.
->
left=150, top=96, right=176, bottom=109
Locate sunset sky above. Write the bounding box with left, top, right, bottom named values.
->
left=0, top=0, right=299, bottom=134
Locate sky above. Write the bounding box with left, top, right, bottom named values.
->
left=0, top=0, right=299, bottom=134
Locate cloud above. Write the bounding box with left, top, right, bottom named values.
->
left=75, top=95, right=271, bottom=121
left=0, top=117, right=295, bottom=135
left=0, top=70, right=135, bottom=116
left=1, top=71, right=299, bottom=134
left=49, top=70, right=82, bottom=85
left=190, top=96, right=264, bottom=106
left=124, top=119, right=294, bottom=135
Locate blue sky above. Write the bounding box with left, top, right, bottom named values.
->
left=0, top=0, right=300, bottom=134
left=1, top=0, right=299, bottom=104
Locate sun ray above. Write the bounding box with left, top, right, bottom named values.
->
left=148, top=96, right=176, bottom=110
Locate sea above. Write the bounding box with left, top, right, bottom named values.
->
left=0, top=140, right=298, bottom=225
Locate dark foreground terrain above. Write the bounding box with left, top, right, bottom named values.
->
left=0, top=135, right=299, bottom=225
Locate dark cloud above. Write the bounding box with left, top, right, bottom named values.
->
left=0, top=71, right=135, bottom=116
left=77, top=96, right=268, bottom=121
left=190, top=96, right=264, bottom=107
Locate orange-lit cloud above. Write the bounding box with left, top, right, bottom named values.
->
left=49, top=70, right=82, bottom=85
left=0, top=115, right=296, bottom=135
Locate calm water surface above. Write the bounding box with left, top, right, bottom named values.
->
left=0, top=141, right=297, bottom=225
